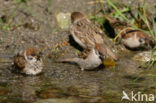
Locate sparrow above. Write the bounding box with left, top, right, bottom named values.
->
left=70, top=12, right=118, bottom=60
left=120, top=30, right=155, bottom=50
left=13, top=48, right=43, bottom=75
left=105, top=15, right=155, bottom=50
left=56, top=48, right=103, bottom=71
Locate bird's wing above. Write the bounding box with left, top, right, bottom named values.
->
left=55, top=57, right=82, bottom=64
left=97, top=43, right=118, bottom=61
left=70, top=20, right=96, bottom=48
left=13, top=56, right=26, bottom=69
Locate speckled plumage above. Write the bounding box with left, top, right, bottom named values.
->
left=105, top=15, right=155, bottom=50
left=56, top=48, right=102, bottom=71
left=13, top=48, right=43, bottom=75
left=70, top=12, right=118, bottom=60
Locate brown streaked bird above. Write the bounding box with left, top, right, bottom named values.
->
left=105, top=15, right=155, bottom=50
left=70, top=12, right=118, bottom=60
left=13, top=48, right=43, bottom=75
left=121, top=30, right=155, bottom=50
left=56, top=48, right=102, bottom=71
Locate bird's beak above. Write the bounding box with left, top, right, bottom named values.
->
left=34, top=52, right=42, bottom=60
left=37, top=52, right=43, bottom=60
left=34, top=56, right=38, bottom=59
left=100, top=55, right=106, bottom=61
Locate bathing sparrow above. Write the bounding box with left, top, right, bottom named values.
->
left=56, top=48, right=103, bottom=71
left=13, top=48, right=43, bottom=75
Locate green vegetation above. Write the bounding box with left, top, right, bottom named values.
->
left=91, top=0, right=156, bottom=94
left=91, top=0, right=156, bottom=68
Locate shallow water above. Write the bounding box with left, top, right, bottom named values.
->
left=0, top=53, right=155, bottom=103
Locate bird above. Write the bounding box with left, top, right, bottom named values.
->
left=13, top=48, right=43, bottom=75
left=56, top=48, right=103, bottom=71
left=120, top=30, right=155, bottom=50
left=70, top=11, right=118, bottom=60
left=105, top=15, right=155, bottom=50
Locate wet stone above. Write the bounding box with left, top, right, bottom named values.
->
left=0, top=81, right=9, bottom=87
left=66, top=85, right=99, bottom=97
left=0, top=87, right=11, bottom=96
left=56, top=12, right=71, bottom=29
left=132, top=51, right=152, bottom=63
left=23, top=22, right=40, bottom=31
left=37, top=87, right=66, bottom=99
left=34, top=97, right=79, bottom=103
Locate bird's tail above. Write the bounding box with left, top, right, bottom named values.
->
left=55, top=57, right=80, bottom=63
left=105, top=47, right=118, bottom=61
left=96, top=44, right=118, bottom=61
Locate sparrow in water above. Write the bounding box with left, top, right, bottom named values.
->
left=56, top=48, right=103, bottom=71
left=105, top=15, right=155, bottom=50
left=13, top=48, right=43, bottom=75
left=70, top=12, right=118, bottom=60
left=120, top=30, right=155, bottom=50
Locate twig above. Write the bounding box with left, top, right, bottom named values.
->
left=87, top=0, right=106, bottom=5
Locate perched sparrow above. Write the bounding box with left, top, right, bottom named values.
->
left=121, top=30, right=155, bottom=50
left=70, top=12, right=118, bottom=60
left=13, top=48, right=43, bottom=75
left=105, top=16, right=155, bottom=50
left=56, top=48, right=102, bottom=71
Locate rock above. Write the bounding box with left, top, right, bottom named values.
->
left=132, top=51, right=153, bottom=62
left=37, top=87, right=66, bottom=99
left=0, top=87, right=11, bottom=96
left=34, top=97, right=79, bottom=103
left=0, top=57, right=11, bottom=63
left=56, top=12, right=71, bottom=29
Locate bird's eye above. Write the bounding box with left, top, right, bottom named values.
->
left=31, top=53, right=35, bottom=56
left=139, top=38, right=145, bottom=43
left=100, top=55, right=105, bottom=60
left=95, top=50, right=99, bottom=55
left=28, top=56, right=33, bottom=60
